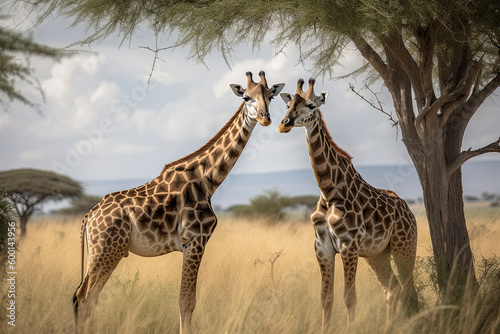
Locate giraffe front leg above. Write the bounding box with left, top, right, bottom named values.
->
left=178, top=237, right=205, bottom=334
left=340, top=248, right=359, bottom=327
left=312, top=198, right=337, bottom=332
left=315, top=237, right=336, bottom=332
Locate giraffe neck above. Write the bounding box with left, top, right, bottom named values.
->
left=305, top=112, right=355, bottom=200
left=161, top=103, right=257, bottom=196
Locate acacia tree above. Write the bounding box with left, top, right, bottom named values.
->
left=0, top=169, right=83, bottom=236
left=26, top=0, right=500, bottom=301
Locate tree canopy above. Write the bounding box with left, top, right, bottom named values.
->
left=27, top=0, right=500, bottom=80
left=0, top=168, right=83, bottom=235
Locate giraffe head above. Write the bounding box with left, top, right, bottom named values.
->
left=230, top=71, right=285, bottom=126
left=278, top=78, right=328, bottom=133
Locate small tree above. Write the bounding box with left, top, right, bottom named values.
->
left=230, top=189, right=292, bottom=222
left=0, top=169, right=83, bottom=236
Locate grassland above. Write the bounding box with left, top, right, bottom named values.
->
left=7, top=204, right=500, bottom=333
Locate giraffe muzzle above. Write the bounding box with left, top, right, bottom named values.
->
left=278, top=117, right=293, bottom=133
left=258, top=111, right=272, bottom=126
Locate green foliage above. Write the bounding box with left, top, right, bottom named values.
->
left=0, top=14, right=62, bottom=109
left=25, top=0, right=500, bottom=81
left=230, top=189, right=291, bottom=222
left=54, top=194, right=102, bottom=215
left=0, top=189, right=13, bottom=284
left=0, top=168, right=83, bottom=235
left=411, top=255, right=500, bottom=333
left=250, top=189, right=292, bottom=221
left=0, top=168, right=83, bottom=198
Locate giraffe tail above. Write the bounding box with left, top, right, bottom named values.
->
left=72, top=218, right=87, bottom=320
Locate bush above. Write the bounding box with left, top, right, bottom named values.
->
left=229, top=189, right=291, bottom=223
left=0, top=190, right=12, bottom=282
left=404, top=255, right=500, bottom=334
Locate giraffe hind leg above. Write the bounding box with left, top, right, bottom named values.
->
left=72, top=281, right=83, bottom=320
left=364, top=247, right=401, bottom=324
left=74, top=254, right=123, bottom=333
left=393, top=253, right=419, bottom=317
left=390, top=217, right=419, bottom=317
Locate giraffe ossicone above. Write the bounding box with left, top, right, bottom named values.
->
left=72, top=71, right=284, bottom=334
left=279, top=78, right=419, bottom=330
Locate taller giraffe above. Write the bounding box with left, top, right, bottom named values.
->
left=72, top=71, right=284, bottom=334
left=278, top=79, right=418, bottom=330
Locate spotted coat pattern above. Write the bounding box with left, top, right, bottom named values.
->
left=279, top=79, right=419, bottom=330
left=72, top=71, right=284, bottom=334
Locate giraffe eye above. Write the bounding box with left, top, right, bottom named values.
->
left=307, top=104, right=315, bottom=110
left=243, top=96, right=252, bottom=102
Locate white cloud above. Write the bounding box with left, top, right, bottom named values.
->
left=43, top=54, right=108, bottom=106
left=90, top=81, right=121, bottom=104
left=19, top=149, right=46, bottom=161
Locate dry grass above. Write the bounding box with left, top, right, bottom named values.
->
left=8, top=204, right=500, bottom=333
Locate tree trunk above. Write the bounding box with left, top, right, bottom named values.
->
left=20, top=215, right=28, bottom=237
left=358, top=32, right=484, bottom=304
left=384, top=69, right=479, bottom=303
left=418, top=159, right=478, bottom=303
left=408, top=120, right=479, bottom=304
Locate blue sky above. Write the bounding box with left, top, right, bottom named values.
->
left=1, top=3, right=499, bottom=183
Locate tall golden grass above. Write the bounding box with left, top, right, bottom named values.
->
left=10, top=205, right=500, bottom=333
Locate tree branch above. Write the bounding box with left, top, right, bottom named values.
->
left=460, top=72, right=500, bottom=123
left=351, top=36, right=388, bottom=82
left=416, top=60, right=483, bottom=128
left=447, top=137, right=500, bottom=177
left=349, top=84, right=399, bottom=137
left=416, top=20, right=442, bottom=99
left=440, top=60, right=483, bottom=126
left=381, top=33, right=424, bottom=106
left=416, top=83, right=452, bottom=127
left=139, top=37, right=184, bottom=91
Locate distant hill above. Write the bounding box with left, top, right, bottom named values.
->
left=82, top=160, right=500, bottom=210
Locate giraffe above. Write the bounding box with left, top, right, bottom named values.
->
left=72, top=71, right=284, bottom=334
left=278, top=78, right=419, bottom=330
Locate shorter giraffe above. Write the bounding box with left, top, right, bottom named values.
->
left=279, top=78, right=419, bottom=330
left=72, top=71, right=284, bottom=334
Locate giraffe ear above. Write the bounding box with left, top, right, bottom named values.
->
left=270, top=83, right=285, bottom=96
left=280, top=93, right=292, bottom=103
left=230, top=84, right=245, bottom=97
left=317, top=91, right=328, bottom=105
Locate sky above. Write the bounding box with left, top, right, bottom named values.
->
left=1, top=2, right=500, bottom=185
